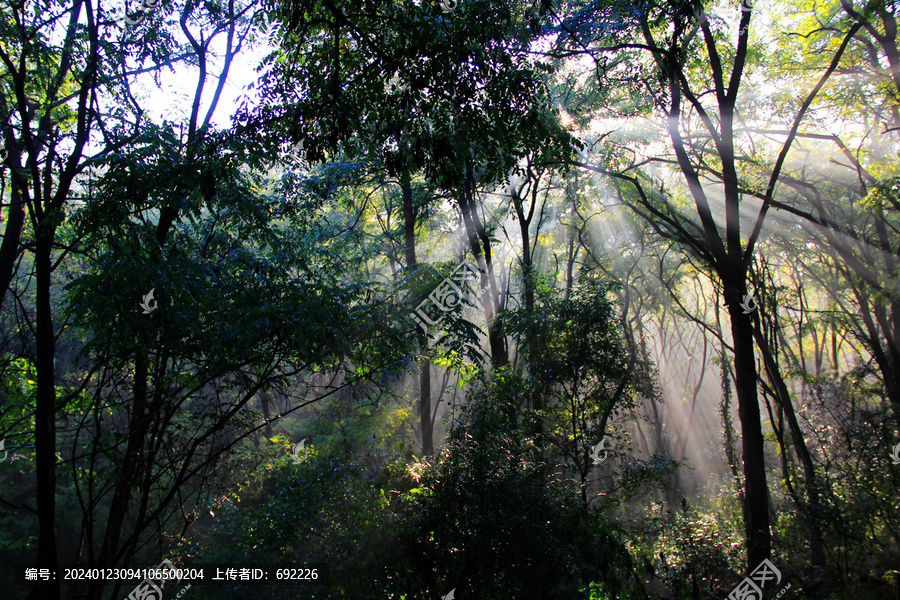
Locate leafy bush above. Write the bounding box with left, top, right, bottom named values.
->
left=381, top=370, right=641, bottom=600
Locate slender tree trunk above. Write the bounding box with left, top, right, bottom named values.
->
left=724, top=280, right=772, bottom=568
left=420, top=361, right=432, bottom=455
left=400, top=165, right=433, bottom=455
left=0, top=184, right=26, bottom=313
left=514, top=190, right=534, bottom=314
left=719, top=347, right=744, bottom=501
left=29, top=225, right=61, bottom=600
left=459, top=159, right=507, bottom=366
left=87, top=169, right=183, bottom=599
left=259, top=391, right=274, bottom=438
left=754, top=325, right=826, bottom=566
left=563, top=201, right=577, bottom=302
left=511, top=186, right=542, bottom=437
left=87, top=350, right=150, bottom=600
left=868, top=299, right=900, bottom=428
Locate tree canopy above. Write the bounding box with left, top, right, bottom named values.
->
left=1, top=0, right=899, bottom=598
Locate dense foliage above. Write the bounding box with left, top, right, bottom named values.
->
left=1, top=0, right=899, bottom=598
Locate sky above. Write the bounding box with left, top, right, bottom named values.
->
left=128, top=10, right=275, bottom=131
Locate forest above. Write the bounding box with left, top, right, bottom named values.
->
left=0, top=0, right=898, bottom=598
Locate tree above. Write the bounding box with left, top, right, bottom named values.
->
left=256, top=0, right=574, bottom=452
left=0, top=0, right=152, bottom=594
left=505, top=277, right=658, bottom=506
left=762, top=0, right=900, bottom=429
left=396, top=367, right=640, bottom=600
left=554, top=0, right=862, bottom=567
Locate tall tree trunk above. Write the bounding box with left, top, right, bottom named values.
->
left=29, top=224, right=61, bottom=600
left=754, top=319, right=826, bottom=566
left=87, top=350, right=150, bottom=600
left=722, top=361, right=744, bottom=497
left=400, top=165, right=433, bottom=455
left=511, top=186, right=540, bottom=436
left=87, top=171, right=186, bottom=598
left=420, top=361, right=432, bottom=456
left=860, top=297, right=900, bottom=429
left=512, top=187, right=535, bottom=314
left=563, top=200, right=577, bottom=302
left=259, top=391, right=274, bottom=438
left=0, top=184, right=26, bottom=313
left=724, top=280, right=772, bottom=568
left=459, top=158, right=507, bottom=366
